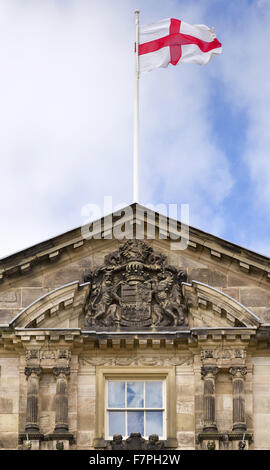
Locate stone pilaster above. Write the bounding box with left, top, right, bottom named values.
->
left=53, top=367, right=70, bottom=433
left=24, top=367, right=42, bottom=433
left=201, top=366, right=219, bottom=432
left=229, top=367, right=247, bottom=432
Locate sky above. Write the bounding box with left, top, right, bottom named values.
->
left=0, top=0, right=270, bottom=258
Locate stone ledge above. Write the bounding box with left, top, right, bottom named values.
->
left=18, top=432, right=75, bottom=445
left=18, top=433, right=44, bottom=444
left=197, top=432, right=253, bottom=442
left=45, top=433, right=75, bottom=444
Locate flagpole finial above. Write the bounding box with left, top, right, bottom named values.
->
left=134, top=9, right=140, bottom=14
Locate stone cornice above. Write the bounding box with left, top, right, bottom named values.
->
left=1, top=326, right=268, bottom=352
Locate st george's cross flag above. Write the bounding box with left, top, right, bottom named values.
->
left=138, top=18, right=222, bottom=72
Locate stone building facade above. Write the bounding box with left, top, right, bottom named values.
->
left=0, top=204, right=270, bottom=450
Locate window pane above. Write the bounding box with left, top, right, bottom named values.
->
left=108, top=381, right=125, bottom=408
left=108, top=411, right=125, bottom=436
left=127, top=382, right=144, bottom=408
left=146, top=411, right=163, bottom=437
left=145, top=381, right=163, bottom=408
left=127, top=411, right=144, bottom=435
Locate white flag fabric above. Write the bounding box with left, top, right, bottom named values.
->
left=138, top=18, right=222, bottom=73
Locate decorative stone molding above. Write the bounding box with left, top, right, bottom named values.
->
left=24, top=366, right=42, bottom=377
left=229, top=366, right=247, bottom=377
left=183, top=281, right=261, bottom=328
left=201, top=348, right=246, bottom=362
left=201, top=366, right=219, bottom=378
left=79, top=355, right=192, bottom=367
left=53, top=367, right=70, bottom=377
left=10, top=281, right=89, bottom=328
left=197, top=432, right=253, bottom=451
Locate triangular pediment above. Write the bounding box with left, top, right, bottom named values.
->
left=9, top=240, right=261, bottom=332
left=0, top=204, right=268, bottom=332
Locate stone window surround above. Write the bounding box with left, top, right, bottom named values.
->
left=95, top=366, right=176, bottom=448
left=105, top=378, right=166, bottom=440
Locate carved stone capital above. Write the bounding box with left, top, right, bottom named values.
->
left=229, top=367, right=247, bottom=378
left=24, top=367, right=42, bottom=377
left=201, top=366, right=219, bottom=378
left=53, top=367, right=70, bottom=377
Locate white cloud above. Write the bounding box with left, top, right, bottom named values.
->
left=0, top=0, right=247, bottom=258
left=216, top=2, right=270, bottom=216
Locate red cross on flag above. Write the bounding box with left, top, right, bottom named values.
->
left=138, top=18, right=222, bottom=72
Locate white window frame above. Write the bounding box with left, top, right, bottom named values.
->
left=105, top=379, right=166, bottom=440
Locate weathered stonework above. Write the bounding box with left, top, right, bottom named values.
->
left=0, top=205, right=270, bottom=449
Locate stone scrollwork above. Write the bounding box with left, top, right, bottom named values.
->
left=24, top=366, right=42, bottom=377
left=84, top=240, right=187, bottom=330
left=229, top=367, right=247, bottom=377
left=53, top=367, right=70, bottom=377
left=201, top=366, right=219, bottom=378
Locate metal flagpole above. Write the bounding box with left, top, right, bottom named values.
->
left=133, top=10, right=140, bottom=203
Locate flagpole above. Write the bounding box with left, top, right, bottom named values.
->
left=133, top=9, right=140, bottom=203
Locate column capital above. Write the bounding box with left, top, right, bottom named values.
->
left=229, top=367, right=247, bottom=378
left=53, top=367, right=70, bottom=377
left=24, top=366, right=42, bottom=378
left=201, top=366, right=219, bottom=378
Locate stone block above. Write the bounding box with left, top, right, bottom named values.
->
left=240, top=287, right=270, bottom=308
left=176, top=413, right=194, bottom=431
left=77, top=431, right=94, bottom=448
left=222, top=287, right=240, bottom=301
left=0, top=357, right=19, bottom=376
left=77, top=384, right=95, bottom=398
left=176, top=431, right=195, bottom=449
left=189, top=268, right=227, bottom=287
left=0, top=309, right=20, bottom=323
left=40, top=413, right=55, bottom=434
left=0, top=432, right=18, bottom=449
left=259, top=308, right=270, bottom=323
left=253, top=413, right=270, bottom=449
left=77, top=412, right=95, bottom=431
left=189, top=268, right=209, bottom=284
left=228, top=275, right=250, bottom=287
left=43, top=267, right=82, bottom=289
left=208, top=270, right=227, bottom=287
left=0, top=397, right=14, bottom=413
left=216, top=410, right=232, bottom=431
left=21, top=288, right=49, bottom=308
left=77, top=397, right=95, bottom=415
left=253, top=395, right=270, bottom=413
left=176, top=384, right=194, bottom=398
left=0, top=414, right=18, bottom=432
left=40, top=394, right=55, bottom=412
left=176, top=402, right=194, bottom=414
left=0, top=289, right=21, bottom=308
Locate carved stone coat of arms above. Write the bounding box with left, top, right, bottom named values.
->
left=84, top=240, right=187, bottom=330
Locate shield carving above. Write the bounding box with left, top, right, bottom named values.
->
left=120, top=282, right=152, bottom=326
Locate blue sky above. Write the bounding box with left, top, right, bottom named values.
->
left=0, top=0, right=269, bottom=258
